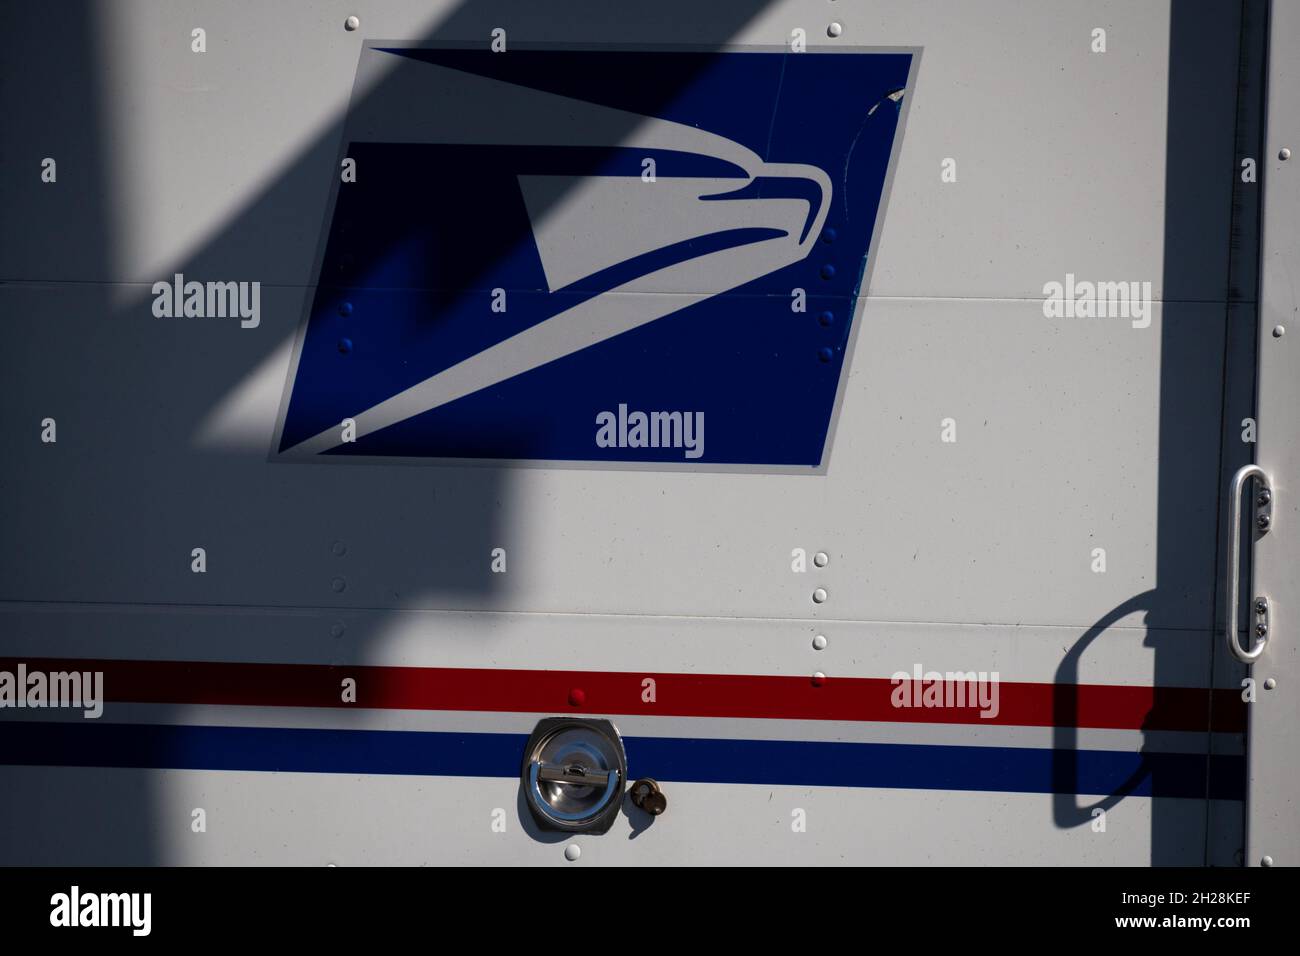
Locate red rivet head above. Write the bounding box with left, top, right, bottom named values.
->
left=568, top=688, right=586, bottom=707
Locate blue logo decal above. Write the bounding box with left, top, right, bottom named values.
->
left=277, top=46, right=914, bottom=467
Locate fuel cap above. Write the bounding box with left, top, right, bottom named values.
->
left=522, top=718, right=626, bottom=834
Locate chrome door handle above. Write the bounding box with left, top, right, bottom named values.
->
left=1225, top=464, right=1273, bottom=663
left=528, top=760, right=621, bottom=823
left=535, top=763, right=614, bottom=789
left=521, top=718, right=627, bottom=833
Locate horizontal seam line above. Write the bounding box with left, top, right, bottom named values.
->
left=0, top=597, right=1205, bottom=632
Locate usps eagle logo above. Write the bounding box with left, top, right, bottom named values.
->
left=275, top=44, right=915, bottom=468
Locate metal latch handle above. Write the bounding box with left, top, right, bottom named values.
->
left=528, top=760, right=621, bottom=823
left=1225, top=464, right=1273, bottom=663
left=536, top=763, right=613, bottom=788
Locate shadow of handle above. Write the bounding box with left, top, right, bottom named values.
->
left=1052, top=591, right=1158, bottom=828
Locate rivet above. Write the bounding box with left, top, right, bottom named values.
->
left=1274, top=325, right=1286, bottom=337
left=338, top=302, right=353, bottom=317
left=338, top=338, right=353, bottom=354
left=821, top=227, right=837, bottom=243
left=330, top=577, right=346, bottom=593
left=564, top=844, right=581, bottom=862
left=1258, top=490, right=1272, bottom=507
left=820, top=264, right=836, bottom=280
left=818, top=347, right=834, bottom=363
left=1256, top=623, right=1268, bottom=638
left=812, top=634, right=828, bottom=650
left=330, top=622, right=345, bottom=638
left=344, top=15, right=360, bottom=32
left=813, top=551, right=829, bottom=568
left=568, top=687, right=586, bottom=707
left=827, top=23, right=843, bottom=38
left=332, top=540, right=347, bottom=557
left=812, top=588, right=828, bottom=604
left=1261, top=855, right=1274, bottom=867
left=1264, top=677, right=1277, bottom=690
left=1280, top=148, right=1292, bottom=161
left=812, top=671, right=827, bottom=686
left=1256, top=596, right=1269, bottom=613
left=818, top=310, right=834, bottom=327
left=1258, top=513, right=1271, bottom=531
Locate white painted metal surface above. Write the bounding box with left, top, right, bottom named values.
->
left=0, top=0, right=1281, bottom=865
left=1245, top=0, right=1300, bottom=869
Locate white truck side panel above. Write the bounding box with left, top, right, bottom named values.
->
left=0, top=0, right=1270, bottom=865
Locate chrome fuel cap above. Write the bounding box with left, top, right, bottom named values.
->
left=522, top=718, right=626, bottom=834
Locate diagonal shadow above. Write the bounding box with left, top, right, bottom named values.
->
left=1, top=0, right=1266, bottom=867
left=0, top=0, right=786, bottom=864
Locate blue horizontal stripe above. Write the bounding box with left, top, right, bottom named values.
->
left=0, top=722, right=1243, bottom=800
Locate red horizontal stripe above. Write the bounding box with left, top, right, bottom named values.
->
left=0, top=657, right=1245, bottom=732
